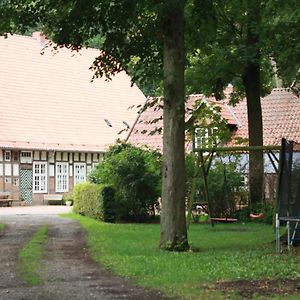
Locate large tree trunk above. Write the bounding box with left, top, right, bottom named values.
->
left=242, top=0, right=264, bottom=207
left=159, top=0, right=188, bottom=251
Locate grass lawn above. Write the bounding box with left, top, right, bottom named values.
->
left=0, top=223, right=4, bottom=231
left=18, top=225, right=48, bottom=285
left=66, top=214, right=300, bottom=299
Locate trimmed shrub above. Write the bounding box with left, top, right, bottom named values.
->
left=73, top=183, right=116, bottom=222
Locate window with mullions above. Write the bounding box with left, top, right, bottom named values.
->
left=56, top=162, right=69, bottom=192
left=33, top=162, right=47, bottom=193
left=74, top=163, right=86, bottom=185
left=4, top=151, right=11, bottom=161
left=194, top=127, right=220, bottom=149
left=20, top=151, right=32, bottom=163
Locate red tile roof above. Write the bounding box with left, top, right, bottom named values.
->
left=0, top=34, right=146, bottom=152
left=128, top=94, right=238, bottom=151
left=231, top=88, right=300, bottom=146
left=129, top=88, right=300, bottom=151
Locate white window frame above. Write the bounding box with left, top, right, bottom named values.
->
left=56, top=162, right=69, bottom=192
left=4, top=151, right=11, bottom=162
left=33, top=162, right=48, bottom=193
left=194, top=127, right=219, bottom=149
left=20, top=151, right=33, bottom=164
left=74, top=163, right=86, bottom=185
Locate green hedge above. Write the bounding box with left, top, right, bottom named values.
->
left=73, top=183, right=116, bottom=222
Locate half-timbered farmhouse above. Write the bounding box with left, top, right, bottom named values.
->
left=0, top=33, right=146, bottom=204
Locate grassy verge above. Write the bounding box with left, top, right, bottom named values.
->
left=0, top=223, right=5, bottom=231
left=18, top=225, right=48, bottom=285
left=65, top=214, right=300, bottom=299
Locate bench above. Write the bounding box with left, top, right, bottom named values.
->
left=43, top=194, right=63, bottom=205
left=0, top=192, right=15, bottom=207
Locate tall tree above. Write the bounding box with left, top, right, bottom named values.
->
left=242, top=0, right=264, bottom=207
left=0, top=0, right=188, bottom=250
left=185, top=0, right=299, bottom=206
left=160, top=1, right=188, bottom=250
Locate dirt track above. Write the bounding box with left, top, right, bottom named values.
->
left=0, top=208, right=170, bottom=300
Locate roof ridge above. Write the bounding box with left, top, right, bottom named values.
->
left=272, top=87, right=291, bottom=92
left=1, top=33, right=103, bottom=54
left=224, top=102, right=241, bottom=127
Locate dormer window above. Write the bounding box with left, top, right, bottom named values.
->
left=194, top=127, right=220, bottom=149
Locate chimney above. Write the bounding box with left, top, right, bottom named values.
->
left=32, top=32, right=46, bottom=44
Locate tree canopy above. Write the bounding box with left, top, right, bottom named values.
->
left=0, top=0, right=299, bottom=248
left=0, top=0, right=189, bottom=250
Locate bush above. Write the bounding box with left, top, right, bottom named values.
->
left=73, top=183, right=116, bottom=222
left=102, top=185, right=116, bottom=223
left=89, top=142, right=162, bottom=222
left=63, top=192, right=73, bottom=205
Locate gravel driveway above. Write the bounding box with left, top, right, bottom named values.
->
left=0, top=207, right=169, bottom=300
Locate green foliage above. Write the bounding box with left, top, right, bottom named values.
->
left=208, top=160, right=244, bottom=217
left=73, top=183, right=102, bottom=219
left=18, top=225, right=47, bottom=285
left=185, top=0, right=299, bottom=96
left=234, top=206, right=251, bottom=223
left=101, top=185, right=117, bottom=223
left=186, top=97, right=232, bottom=149
left=234, top=202, right=275, bottom=224
left=0, top=223, right=5, bottom=231
left=67, top=213, right=300, bottom=299
left=63, top=192, right=74, bottom=206
left=89, top=143, right=161, bottom=222
left=62, top=192, right=73, bottom=203
left=73, top=182, right=116, bottom=222
left=254, top=202, right=274, bottom=225
left=186, top=154, right=245, bottom=218
left=263, top=0, right=300, bottom=88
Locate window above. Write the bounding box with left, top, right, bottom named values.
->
left=20, top=151, right=33, bottom=163
left=74, top=163, right=86, bottom=185
left=56, top=162, right=69, bottom=192
left=33, top=162, right=47, bottom=193
left=5, top=151, right=11, bottom=161
left=194, top=127, right=219, bottom=149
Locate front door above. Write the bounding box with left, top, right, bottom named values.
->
left=20, top=169, right=33, bottom=203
